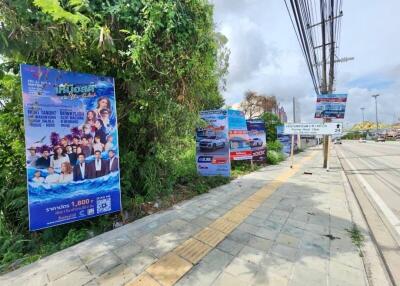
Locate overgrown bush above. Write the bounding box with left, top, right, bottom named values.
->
left=0, top=0, right=230, bottom=272
left=267, top=140, right=283, bottom=153
left=260, top=112, right=282, bottom=141
left=267, top=150, right=285, bottom=165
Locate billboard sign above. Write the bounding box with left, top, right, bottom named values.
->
left=196, top=110, right=230, bottom=176
left=246, top=119, right=267, bottom=162
left=315, top=93, right=347, bottom=119
left=228, top=110, right=252, bottom=160
left=283, top=123, right=343, bottom=136
left=21, top=64, right=121, bottom=231
left=277, top=125, right=292, bottom=155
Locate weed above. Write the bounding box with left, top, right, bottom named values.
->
left=346, top=224, right=365, bottom=257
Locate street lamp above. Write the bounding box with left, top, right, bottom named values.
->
left=371, top=94, right=379, bottom=136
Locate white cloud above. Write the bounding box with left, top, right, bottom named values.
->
left=212, top=0, right=400, bottom=124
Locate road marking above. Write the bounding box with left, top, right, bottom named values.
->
left=128, top=151, right=316, bottom=286
left=338, top=148, right=400, bottom=237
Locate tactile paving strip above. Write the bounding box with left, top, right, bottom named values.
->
left=127, top=152, right=316, bottom=286
left=173, top=238, right=212, bottom=264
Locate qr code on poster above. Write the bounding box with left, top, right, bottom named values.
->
left=97, top=197, right=111, bottom=214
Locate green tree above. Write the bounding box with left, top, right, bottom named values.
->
left=0, top=0, right=229, bottom=271
left=260, top=112, right=282, bottom=142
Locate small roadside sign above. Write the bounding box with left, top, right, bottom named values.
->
left=283, top=123, right=342, bottom=136
left=315, top=93, right=347, bottom=119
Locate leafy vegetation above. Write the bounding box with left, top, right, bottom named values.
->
left=0, top=1, right=291, bottom=273
left=260, top=112, right=283, bottom=142
left=0, top=0, right=233, bottom=272
left=266, top=150, right=285, bottom=165
left=346, top=224, right=365, bottom=257
left=267, top=140, right=283, bottom=153
left=261, top=112, right=285, bottom=164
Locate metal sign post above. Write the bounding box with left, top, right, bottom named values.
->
left=283, top=123, right=343, bottom=170
left=290, top=135, right=295, bottom=168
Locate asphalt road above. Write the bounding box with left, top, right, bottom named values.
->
left=337, top=141, right=400, bottom=226
left=336, top=140, right=400, bottom=285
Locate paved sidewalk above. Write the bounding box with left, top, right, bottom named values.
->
left=1, top=148, right=376, bottom=286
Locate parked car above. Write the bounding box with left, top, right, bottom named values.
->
left=358, top=138, right=367, bottom=143
left=250, top=138, right=263, bottom=147
left=199, top=136, right=226, bottom=150
left=376, top=136, right=386, bottom=142
left=333, top=138, right=342, bottom=144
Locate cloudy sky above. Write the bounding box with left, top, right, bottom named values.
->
left=212, top=0, right=400, bottom=127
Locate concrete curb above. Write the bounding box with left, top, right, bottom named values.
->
left=336, top=147, right=392, bottom=286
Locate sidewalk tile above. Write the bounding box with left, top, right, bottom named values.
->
left=212, top=271, right=252, bottom=286
left=51, top=266, right=93, bottom=286
left=276, top=233, right=301, bottom=249
left=125, top=251, right=157, bottom=275
left=224, top=257, right=258, bottom=282
left=146, top=253, right=192, bottom=286
left=217, top=238, right=245, bottom=256
left=86, top=253, right=121, bottom=276
left=95, top=264, right=137, bottom=286
left=290, top=264, right=327, bottom=286
left=237, top=246, right=266, bottom=264
left=247, top=236, right=273, bottom=252
left=112, top=242, right=143, bottom=262
left=270, top=243, right=299, bottom=262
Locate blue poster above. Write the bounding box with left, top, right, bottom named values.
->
left=196, top=110, right=230, bottom=177
left=277, top=125, right=292, bottom=155
left=21, top=64, right=122, bottom=231
left=246, top=119, right=267, bottom=162
left=315, top=93, right=347, bottom=119
left=228, top=110, right=252, bottom=160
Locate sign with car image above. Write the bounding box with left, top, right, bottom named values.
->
left=246, top=119, right=267, bottom=162
left=196, top=110, right=230, bottom=176
left=277, top=125, right=294, bottom=155
left=315, top=93, right=347, bottom=119
left=228, top=110, right=252, bottom=160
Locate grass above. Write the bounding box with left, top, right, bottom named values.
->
left=0, top=144, right=286, bottom=274
left=346, top=224, right=365, bottom=257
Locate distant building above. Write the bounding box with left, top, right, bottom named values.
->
left=277, top=106, right=288, bottom=123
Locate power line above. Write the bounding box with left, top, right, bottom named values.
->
left=283, top=0, right=344, bottom=94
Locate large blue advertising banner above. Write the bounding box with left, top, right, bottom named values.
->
left=196, top=110, right=230, bottom=177
left=21, top=64, right=122, bottom=231
left=315, top=93, right=347, bottom=119
left=246, top=119, right=267, bottom=162
left=228, top=110, right=252, bottom=160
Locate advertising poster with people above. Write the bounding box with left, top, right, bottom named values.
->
left=196, top=110, right=230, bottom=177
left=228, top=110, right=252, bottom=160
left=246, top=119, right=267, bottom=162
left=21, top=64, right=121, bottom=231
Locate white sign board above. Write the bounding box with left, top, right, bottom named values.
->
left=283, top=123, right=342, bottom=136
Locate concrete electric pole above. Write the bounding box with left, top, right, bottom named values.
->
left=360, top=107, right=365, bottom=124
left=371, top=94, right=380, bottom=136
left=284, top=0, right=346, bottom=169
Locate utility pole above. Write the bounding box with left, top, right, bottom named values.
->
left=360, top=107, right=365, bottom=124
left=293, top=97, right=301, bottom=149
left=328, top=0, right=335, bottom=91
left=284, top=1, right=346, bottom=169
left=321, top=0, right=329, bottom=169
left=293, top=97, right=296, bottom=123
left=372, top=94, right=380, bottom=136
